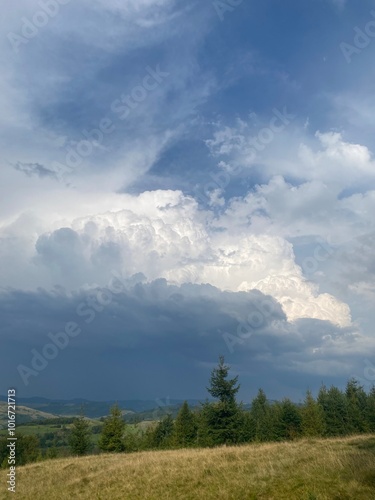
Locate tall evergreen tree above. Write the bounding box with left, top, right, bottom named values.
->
left=196, top=403, right=215, bottom=448
left=318, top=385, right=349, bottom=436
left=301, top=390, right=325, bottom=437
left=202, top=356, right=242, bottom=445
left=140, top=424, right=159, bottom=451
left=345, top=378, right=368, bottom=434
left=69, top=412, right=92, bottom=456
left=173, top=401, right=197, bottom=447
left=98, top=403, right=126, bottom=453
left=278, top=398, right=302, bottom=440
left=207, top=356, right=240, bottom=403
left=152, top=414, right=175, bottom=449
left=237, top=409, right=256, bottom=444
left=250, top=388, right=274, bottom=442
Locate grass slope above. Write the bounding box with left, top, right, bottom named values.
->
left=0, top=403, right=58, bottom=428
left=1, top=435, right=375, bottom=499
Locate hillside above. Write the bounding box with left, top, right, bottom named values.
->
left=0, top=402, right=57, bottom=428
left=1, top=435, right=374, bottom=499
left=0, top=396, right=202, bottom=419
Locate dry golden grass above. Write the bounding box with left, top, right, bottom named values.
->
left=1, top=435, right=375, bottom=499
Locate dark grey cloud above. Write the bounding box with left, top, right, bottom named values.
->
left=0, top=279, right=365, bottom=402
left=12, top=161, right=60, bottom=180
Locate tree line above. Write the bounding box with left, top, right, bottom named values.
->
left=1, top=356, right=375, bottom=465
left=71, top=356, right=375, bottom=455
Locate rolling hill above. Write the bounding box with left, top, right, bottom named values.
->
left=0, top=402, right=58, bottom=428
left=1, top=435, right=374, bottom=499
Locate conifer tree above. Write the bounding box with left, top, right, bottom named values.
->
left=140, top=424, right=158, bottom=451
left=196, top=403, right=215, bottom=448
left=173, top=401, right=197, bottom=447
left=203, top=356, right=243, bottom=445
left=250, top=388, right=274, bottom=442
left=207, top=356, right=240, bottom=403
left=301, top=390, right=325, bottom=437
left=237, top=410, right=256, bottom=444
left=318, top=385, right=349, bottom=436
left=152, top=414, right=175, bottom=449
left=98, top=403, right=126, bottom=453
left=69, top=412, right=92, bottom=456
left=345, top=378, right=368, bottom=434
left=278, top=398, right=302, bottom=440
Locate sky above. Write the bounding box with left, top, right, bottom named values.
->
left=1, top=0, right=375, bottom=403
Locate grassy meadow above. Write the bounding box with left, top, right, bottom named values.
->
left=1, top=434, right=375, bottom=499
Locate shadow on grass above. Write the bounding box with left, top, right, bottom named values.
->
left=345, top=436, right=375, bottom=491
left=347, top=436, right=375, bottom=453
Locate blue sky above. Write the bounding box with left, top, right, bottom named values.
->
left=1, top=0, right=375, bottom=403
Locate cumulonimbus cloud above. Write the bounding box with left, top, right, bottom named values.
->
left=0, top=188, right=352, bottom=328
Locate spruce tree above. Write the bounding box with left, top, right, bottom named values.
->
left=318, top=385, right=349, bottom=436
left=152, top=414, right=174, bottom=449
left=301, top=390, right=325, bottom=437
left=203, top=356, right=242, bottom=445
left=98, top=403, right=126, bottom=453
left=345, top=378, right=368, bottom=434
left=69, top=413, right=92, bottom=456
left=250, top=388, right=274, bottom=442
left=140, top=424, right=158, bottom=451
left=207, top=356, right=240, bottom=403
left=196, top=403, right=215, bottom=448
left=237, top=410, right=256, bottom=444
left=278, top=398, right=302, bottom=440
left=173, top=401, right=197, bottom=448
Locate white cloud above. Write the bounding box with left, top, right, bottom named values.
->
left=299, top=131, right=375, bottom=188
left=0, top=188, right=352, bottom=328
left=203, top=125, right=375, bottom=331
left=208, top=122, right=375, bottom=194
left=239, top=275, right=351, bottom=327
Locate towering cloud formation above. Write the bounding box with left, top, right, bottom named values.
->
left=1, top=188, right=351, bottom=327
